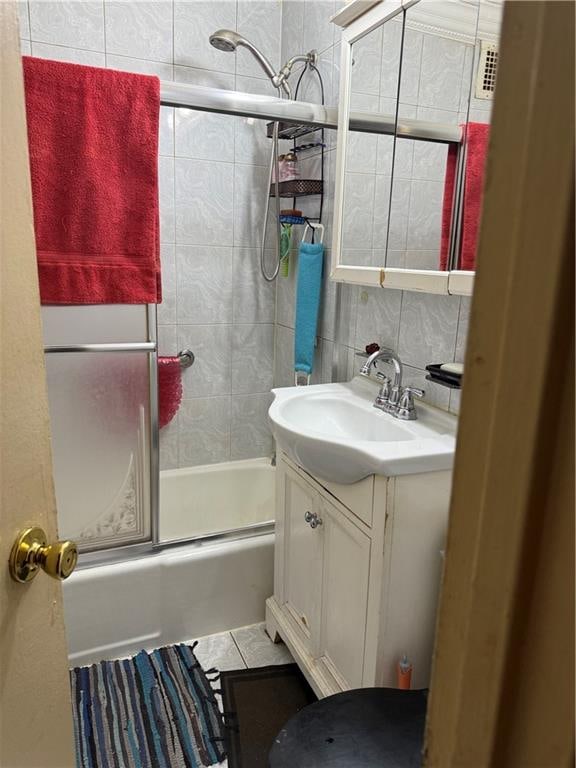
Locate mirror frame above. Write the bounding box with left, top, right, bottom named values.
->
left=330, top=0, right=475, bottom=297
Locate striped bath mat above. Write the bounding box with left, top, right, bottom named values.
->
left=70, top=643, right=226, bottom=768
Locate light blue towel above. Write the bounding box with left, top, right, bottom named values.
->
left=294, top=241, right=324, bottom=379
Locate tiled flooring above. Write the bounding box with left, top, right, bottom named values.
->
left=191, top=622, right=294, bottom=767
left=193, top=621, right=294, bottom=672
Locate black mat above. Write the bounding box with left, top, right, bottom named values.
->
left=220, top=663, right=317, bottom=768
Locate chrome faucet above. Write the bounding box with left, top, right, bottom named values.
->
left=360, top=348, right=424, bottom=420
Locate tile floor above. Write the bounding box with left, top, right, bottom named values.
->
left=193, top=621, right=294, bottom=672
left=191, top=622, right=294, bottom=767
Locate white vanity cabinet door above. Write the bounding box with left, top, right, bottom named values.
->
left=280, top=463, right=324, bottom=655
left=317, top=496, right=371, bottom=689
left=267, top=455, right=451, bottom=699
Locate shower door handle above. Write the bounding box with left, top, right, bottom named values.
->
left=9, top=526, right=78, bottom=583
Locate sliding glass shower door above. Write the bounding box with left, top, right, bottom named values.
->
left=42, top=305, right=157, bottom=553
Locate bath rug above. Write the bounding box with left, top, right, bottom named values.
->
left=220, top=663, right=317, bottom=768
left=70, top=642, right=226, bottom=768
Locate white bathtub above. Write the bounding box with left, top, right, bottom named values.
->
left=63, top=459, right=275, bottom=667
left=160, top=458, right=275, bottom=542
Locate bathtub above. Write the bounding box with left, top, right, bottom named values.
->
left=63, top=458, right=275, bottom=667
left=159, top=457, right=275, bottom=542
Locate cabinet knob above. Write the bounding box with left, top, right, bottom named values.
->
left=304, top=511, right=323, bottom=529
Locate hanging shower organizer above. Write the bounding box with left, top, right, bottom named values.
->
left=266, top=64, right=326, bottom=231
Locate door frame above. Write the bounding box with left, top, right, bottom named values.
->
left=424, top=1, right=574, bottom=765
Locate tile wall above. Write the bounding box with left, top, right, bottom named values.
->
left=18, top=0, right=284, bottom=469
left=275, top=0, right=499, bottom=415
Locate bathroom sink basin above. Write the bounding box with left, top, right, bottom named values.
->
left=280, top=396, right=415, bottom=443
left=268, top=377, right=457, bottom=483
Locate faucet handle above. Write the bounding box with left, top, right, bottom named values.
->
left=374, top=373, right=391, bottom=410
left=403, top=386, right=425, bottom=399
left=397, top=386, right=425, bottom=420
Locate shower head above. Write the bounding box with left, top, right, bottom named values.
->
left=209, top=29, right=242, bottom=53
left=209, top=28, right=291, bottom=96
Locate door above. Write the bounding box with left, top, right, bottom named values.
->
left=279, top=463, right=324, bottom=655
left=317, top=496, right=371, bottom=689
left=425, top=2, right=575, bottom=764
left=0, top=4, right=76, bottom=766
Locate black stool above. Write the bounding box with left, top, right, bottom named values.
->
left=269, top=687, right=427, bottom=768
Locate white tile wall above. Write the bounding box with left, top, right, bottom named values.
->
left=236, top=0, right=282, bottom=79
left=179, top=396, right=232, bottom=466
left=173, top=1, right=237, bottom=74
left=231, top=394, right=274, bottom=459
left=105, top=2, right=173, bottom=63
left=20, top=0, right=282, bottom=468
left=175, top=111, right=235, bottom=163
left=232, top=249, right=276, bottom=324
left=29, top=1, right=105, bottom=51
left=17, top=1, right=30, bottom=40
left=176, top=246, right=234, bottom=325
left=30, top=42, right=106, bottom=66
left=231, top=325, right=275, bottom=395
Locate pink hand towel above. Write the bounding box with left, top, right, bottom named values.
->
left=440, top=122, right=490, bottom=271
left=22, top=56, right=161, bottom=304
left=158, top=357, right=182, bottom=429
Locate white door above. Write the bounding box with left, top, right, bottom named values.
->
left=317, top=496, right=371, bottom=689
left=0, top=4, right=76, bottom=766
left=279, top=463, right=324, bottom=654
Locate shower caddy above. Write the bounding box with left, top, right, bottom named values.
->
left=267, top=63, right=326, bottom=243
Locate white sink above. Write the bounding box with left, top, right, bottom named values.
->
left=268, top=377, right=457, bottom=484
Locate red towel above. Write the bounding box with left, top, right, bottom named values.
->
left=440, top=145, right=458, bottom=270
left=22, top=56, right=161, bottom=304
left=440, top=122, right=490, bottom=271
left=158, top=357, right=182, bottom=429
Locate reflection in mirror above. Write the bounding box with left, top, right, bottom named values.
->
left=447, top=1, right=503, bottom=272
left=340, top=14, right=404, bottom=268
left=386, top=0, right=503, bottom=272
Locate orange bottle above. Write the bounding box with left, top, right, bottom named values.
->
left=397, top=654, right=412, bottom=689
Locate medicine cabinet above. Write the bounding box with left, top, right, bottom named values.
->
left=330, top=0, right=503, bottom=296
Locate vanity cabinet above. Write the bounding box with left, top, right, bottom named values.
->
left=266, top=453, right=452, bottom=698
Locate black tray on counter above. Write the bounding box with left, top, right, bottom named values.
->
left=425, top=363, right=462, bottom=389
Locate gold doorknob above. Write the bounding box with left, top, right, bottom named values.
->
left=9, top=527, right=78, bottom=583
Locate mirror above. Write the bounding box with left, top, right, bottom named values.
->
left=340, top=13, right=403, bottom=269
left=332, top=0, right=504, bottom=294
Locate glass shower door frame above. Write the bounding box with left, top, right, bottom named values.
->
left=44, top=306, right=160, bottom=567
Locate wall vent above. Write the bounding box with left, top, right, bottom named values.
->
left=475, top=40, right=499, bottom=100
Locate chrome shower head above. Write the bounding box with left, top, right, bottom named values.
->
left=209, top=28, right=291, bottom=95
left=209, top=29, right=242, bottom=53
